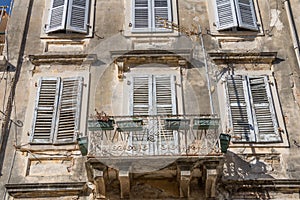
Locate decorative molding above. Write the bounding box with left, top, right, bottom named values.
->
left=5, top=182, right=86, bottom=198
left=28, top=54, right=97, bottom=66
left=208, top=52, right=277, bottom=65
left=111, top=49, right=192, bottom=68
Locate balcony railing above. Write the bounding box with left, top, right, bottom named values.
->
left=87, top=115, right=221, bottom=157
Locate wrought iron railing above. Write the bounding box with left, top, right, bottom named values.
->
left=87, top=115, right=221, bottom=157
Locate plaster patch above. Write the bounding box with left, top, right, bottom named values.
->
left=270, top=9, right=283, bottom=31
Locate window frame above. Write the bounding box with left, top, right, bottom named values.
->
left=225, top=75, right=281, bottom=143
left=129, top=74, right=177, bottom=116
left=132, top=0, right=172, bottom=33
left=128, top=73, right=179, bottom=154
left=124, top=0, right=179, bottom=37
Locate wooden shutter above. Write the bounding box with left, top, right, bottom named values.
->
left=66, top=0, right=89, bottom=33
left=214, top=0, right=238, bottom=30
left=133, top=0, right=150, bottom=29
left=46, top=0, right=68, bottom=33
left=131, top=75, right=152, bottom=115
left=153, top=0, right=171, bottom=29
left=54, top=77, right=83, bottom=144
left=226, top=75, right=255, bottom=142
left=235, top=0, right=258, bottom=30
left=248, top=77, right=281, bottom=142
left=153, top=75, right=176, bottom=115
left=31, top=78, right=60, bottom=143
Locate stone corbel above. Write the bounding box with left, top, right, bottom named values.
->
left=118, top=170, right=130, bottom=199
left=178, top=59, right=187, bottom=68
left=116, top=61, right=125, bottom=80
left=205, top=169, right=217, bottom=198
left=93, top=167, right=107, bottom=199
left=177, top=166, right=191, bottom=198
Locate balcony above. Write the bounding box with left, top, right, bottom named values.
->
left=87, top=115, right=221, bottom=158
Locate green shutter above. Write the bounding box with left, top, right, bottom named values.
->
left=54, top=77, right=83, bottom=144
left=31, top=78, right=60, bottom=143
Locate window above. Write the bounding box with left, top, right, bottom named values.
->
left=46, top=0, right=90, bottom=34
left=129, top=74, right=178, bottom=149
left=226, top=75, right=281, bottom=143
left=130, top=75, right=177, bottom=115
left=132, top=0, right=172, bottom=32
left=214, top=0, right=258, bottom=31
left=30, top=77, right=83, bottom=144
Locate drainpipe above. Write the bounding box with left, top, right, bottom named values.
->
left=283, top=0, right=300, bottom=69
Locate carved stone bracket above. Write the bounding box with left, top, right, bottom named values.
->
left=177, top=165, right=191, bottom=198
left=205, top=169, right=217, bottom=198
left=93, top=167, right=107, bottom=199
left=208, top=52, right=277, bottom=65
left=118, top=170, right=130, bottom=199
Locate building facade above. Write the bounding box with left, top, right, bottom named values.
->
left=0, top=0, right=300, bottom=199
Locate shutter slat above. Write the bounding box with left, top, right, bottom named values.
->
left=31, top=78, right=60, bottom=143
left=249, top=77, right=281, bottom=142
left=215, top=0, right=238, bottom=30
left=235, top=0, right=258, bottom=30
left=54, top=77, right=83, bottom=143
left=46, top=0, right=68, bottom=33
left=66, top=0, right=89, bottom=33
left=227, top=75, right=255, bottom=142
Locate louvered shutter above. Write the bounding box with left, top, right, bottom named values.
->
left=54, top=77, right=83, bottom=144
left=133, top=0, right=150, bottom=29
left=153, top=0, right=171, bottom=29
left=31, top=78, right=60, bottom=143
left=214, top=0, right=238, bottom=30
left=153, top=75, right=176, bottom=115
left=235, top=0, right=258, bottom=30
left=226, top=75, right=255, bottom=142
left=131, top=75, right=152, bottom=115
left=46, top=0, right=68, bottom=33
left=248, top=77, right=281, bottom=142
left=66, top=0, right=89, bottom=33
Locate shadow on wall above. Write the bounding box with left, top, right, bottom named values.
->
left=222, top=151, right=274, bottom=180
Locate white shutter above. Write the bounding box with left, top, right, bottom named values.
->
left=226, top=75, right=255, bottom=142
left=46, top=0, right=68, bottom=33
left=66, top=0, right=90, bottom=33
left=235, top=0, right=258, bottom=30
left=153, top=75, right=176, bottom=115
left=214, top=0, right=238, bottom=30
left=54, top=77, right=83, bottom=144
left=133, top=0, right=151, bottom=29
left=31, top=78, right=60, bottom=143
left=153, top=0, right=171, bottom=29
left=130, top=75, right=152, bottom=115
left=248, top=77, right=281, bottom=142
